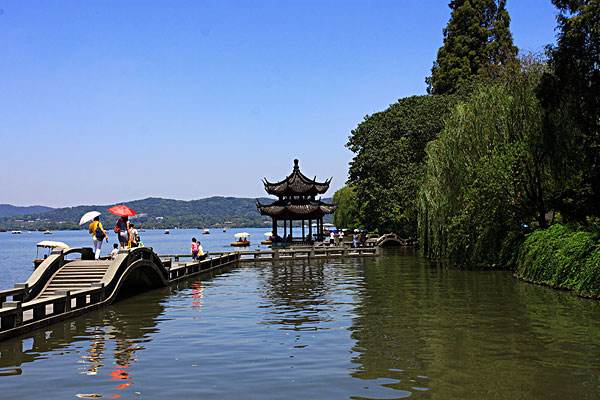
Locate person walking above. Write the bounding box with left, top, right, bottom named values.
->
left=89, top=216, right=108, bottom=259
left=114, top=216, right=129, bottom=250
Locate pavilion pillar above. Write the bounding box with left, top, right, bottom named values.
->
left=320, top=217, right=324, bottom=241
left=308, top=219, right=313, bottom=240
left=289, top=220, right=293, bottom=240
left=284, top=220, right=287, bottom=239
left=302, top=219, right=305, bottom=241
left=272, top=218, right=277, bottom=238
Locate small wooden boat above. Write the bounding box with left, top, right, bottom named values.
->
left=231, top=232, right=250, bottom=247
left=43, top=230, right=52, bottom=235
left=164, top=229, right=170, bottom=235
left=203, top=228, right=210, bottom=235
left=11, top=230, right=22, bottom=235
left=261, top=232, right=273, bottom=245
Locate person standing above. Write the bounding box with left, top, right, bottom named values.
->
left=88, top=216, right=108, bottom=259
left=114, top=216, right=129, bottom=250
left=191, top=237, right=199, bottom=260
left=128, top=223, right=139, bottom=248
left=110, top=243, right=119, bottom=259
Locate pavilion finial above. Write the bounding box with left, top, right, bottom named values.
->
left=293, top=159, right=299, bottom=170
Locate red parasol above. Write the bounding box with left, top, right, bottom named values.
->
left=108, top=205, right=137, bottom=217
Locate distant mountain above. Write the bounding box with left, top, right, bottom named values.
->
left=0, top=196, right=333, bottom=231
left=0, top=204, right=54, bottom=218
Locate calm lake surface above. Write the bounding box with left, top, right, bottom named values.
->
left=1, top=229, right=600, bottom=399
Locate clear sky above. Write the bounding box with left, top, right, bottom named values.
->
left=0, top=0, right=558, bottom=207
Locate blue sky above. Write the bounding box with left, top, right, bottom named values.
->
left=0, top=0, right=558, bottom=207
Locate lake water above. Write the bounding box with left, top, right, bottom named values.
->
left=1, top=230, right=600, bottom=399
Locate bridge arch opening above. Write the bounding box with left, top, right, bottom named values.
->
left=115, top=264, right=166, bottom=301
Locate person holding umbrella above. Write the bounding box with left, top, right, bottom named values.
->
left=89, top=216, right=108, bottom=259
left=79, top=211, right=107, bottom=259
left=108, top=205, right=137, bottom=250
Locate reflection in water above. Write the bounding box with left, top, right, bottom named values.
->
left=1, top=252, right=600, bottom=399
left=191, top=280, right=204, bottom=310
left=350, top=249, right=600, bottom=399
left=0, top=289, right=167, bottom=398
left=257, top=261, right=336, bottom=331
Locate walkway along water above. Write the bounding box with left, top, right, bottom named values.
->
left=0, top=245, right=379, bottom=341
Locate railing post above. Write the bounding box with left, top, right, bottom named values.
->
left=56, top=290, right=72, bottom=312
left=1, top=301, right=22, bottom=329
left=273, top=249, right=279, bottom=260
left=13, top=283, right=29, bottom=302
left=309, top=246, right=315, bottom=259
left=91, top=283, right=105, bottom=302
left=375, top=246, right=381, bottom=256
left=343, top=247, right=349, bottom=258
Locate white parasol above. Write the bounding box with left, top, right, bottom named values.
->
left=264, top=232, right=273, bottom=237
left=79, top=211, right=102, bottom=225
left=234, top=232, right=250, bottom=238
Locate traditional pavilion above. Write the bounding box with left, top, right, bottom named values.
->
left=257, top=159, right=336, bottom=243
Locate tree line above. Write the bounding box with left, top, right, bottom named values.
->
left=336, top=0, right=600, bottom=269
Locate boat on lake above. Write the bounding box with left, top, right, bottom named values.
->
left=43, top=230, right=52, bottom=235
left=203, top=228, right=210, bottom=235
left=11, top=230, right=22, bottom=235
left=164, top=229, right=170, bottom=235
left=231, top=232, right=250, bottom=247
left=261, top=232, right=273, bottom=245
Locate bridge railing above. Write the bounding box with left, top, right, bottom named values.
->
left=0, top=284, right=105, bottom=340
left=194, top=246, right=379, bottom=262
left=0, top=252, right=240, bottom=341
left=166, top=253, right=239, bottom=282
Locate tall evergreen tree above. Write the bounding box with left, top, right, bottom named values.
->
left=427, top=0, right=517, bottom=94
left=537, top=0, right=600, bottom=221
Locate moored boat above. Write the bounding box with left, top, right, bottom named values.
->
left=203, top=228, right=210, bottom=235
left=11, top=230, right=22, bottom=235
left=164, top=229, right=170, bottom=235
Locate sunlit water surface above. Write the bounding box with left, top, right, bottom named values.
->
left=1, top=230, right=600, bottom=399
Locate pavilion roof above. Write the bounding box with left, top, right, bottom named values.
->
left=263, top=159, right=331, bottom=197
left=256, top=198, right=336, bottom=219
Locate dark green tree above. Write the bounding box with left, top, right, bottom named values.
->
left=538, top=0, right=600, bottom=220
left=419, top=60, right=552, bottom=267
left=427, top=0, right=518, bottom=94
left=347, top=95, right=458, bottom=236
left=332, top=186, right=359, bottom=229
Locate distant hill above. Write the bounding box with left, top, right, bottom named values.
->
left=0, top=204, right=54, bottom=218
left=0, top=197, right=333, bottom=231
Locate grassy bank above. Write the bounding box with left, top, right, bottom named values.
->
left=516, top=224, right=600, bottom=298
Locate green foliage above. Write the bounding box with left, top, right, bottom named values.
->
left=347, top=95, right=458, bottom=237
left=537, top=0, right=600, bottom=220
left=427, top=0, right=518, bottom=94
left=516, top=224, right=600, bottom=297
left=419, top=62, right=551, bottom=267
left=332, top=186, right=359, bottom=229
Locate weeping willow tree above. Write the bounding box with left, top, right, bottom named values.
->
left=419, top=60, right=553, bottom=267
